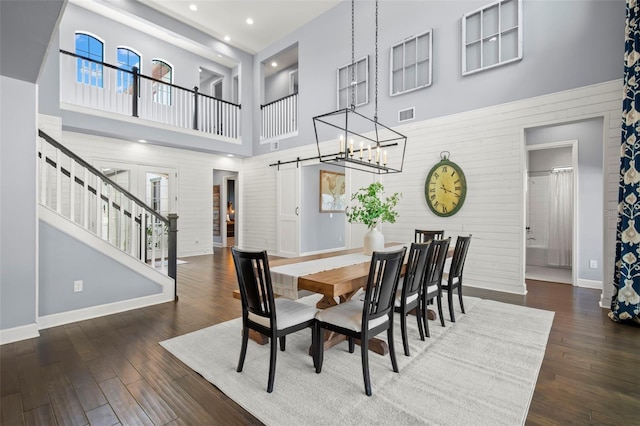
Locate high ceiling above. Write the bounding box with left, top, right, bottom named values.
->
left=141, top=0, right=342, bottom=55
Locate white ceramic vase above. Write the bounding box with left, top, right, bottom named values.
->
left=364, top=227, right=384, bottom=255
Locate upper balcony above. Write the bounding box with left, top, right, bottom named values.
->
left=59, top=50, right=242, bottom=142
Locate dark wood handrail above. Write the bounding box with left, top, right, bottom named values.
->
left=38, top=130, right=169, bottom=226
left=60, top=49, right=241, bottom=109
left=261, top=92, right=298, bottom=109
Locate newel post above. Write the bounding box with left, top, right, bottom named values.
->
left=193, top=86, right=199, bottom=130
left=132, top=67, right=139, bottom=117
left=168, top=213, right=179, bottom=301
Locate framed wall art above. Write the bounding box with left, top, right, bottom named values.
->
left=319, top=170, right=346, bottom=212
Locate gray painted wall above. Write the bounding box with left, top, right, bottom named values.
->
left=528, top=147, right=572, bottom=173
left=0, top=76, right=38, bottom=330
left=301, top=163, right=346, bottom=253
left=39, top=222, right=163, bottom=316
left=525, top=118, right=604, bottom=282
left=265, top=64, right=297, bottom=104
left=253, top=0, right=624, bottom=155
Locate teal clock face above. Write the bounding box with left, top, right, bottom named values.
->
left=424, top=159, right=467, bottom=217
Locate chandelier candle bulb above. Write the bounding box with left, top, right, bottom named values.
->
left=383, top=150, right=387, bottom=165
left=368, top=144, right=372, bottom=160
left=360, top=142, right=364, bottom=159
left=339, top=135, right=345, bottom=153
left=376, top=146, right=380, bottom=163
left=349, top=139, right=354, bottom=156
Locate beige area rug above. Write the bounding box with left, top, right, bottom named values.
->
left=160, top=295, right=554, bottom=425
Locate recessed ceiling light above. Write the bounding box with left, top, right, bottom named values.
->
left=218, top=54, right=222, bottom=58
left=227, top=154, right=234, bottom=157
left=246, top=18, right=254, bottom=25
left=271, top=61, right=278, bottom=67
left=138, top=139, right=147, bottom=143
left=489, top=36, right=497, bottom=42
left=189, top=4, right=197, bottom=11
left=224, top=35, right=230, bottom=42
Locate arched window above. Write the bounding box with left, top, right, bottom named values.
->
left=151, top=59, right=173, bottom=105
left=75, top=32, right=103, bottom=88
left=116, top=47, right=141, bottom=94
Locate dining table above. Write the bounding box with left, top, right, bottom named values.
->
left=233, top=243, right=454, bottom=355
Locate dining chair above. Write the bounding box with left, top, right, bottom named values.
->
left=442, top=235, right=472, bottom=322
left=415, top=229, right=445, bottom=243
left=231, top=247, right=318, bottom=393
left=314, top=247, right=407, bottom=396
left=394, top=242, right=431, bottom=356
left=420, top=237, right=451, bottom=337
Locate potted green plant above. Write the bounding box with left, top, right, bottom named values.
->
left=346, top=181, right=401, bottom=254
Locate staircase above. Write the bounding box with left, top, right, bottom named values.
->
left=37, top=130, right=178, bottom=324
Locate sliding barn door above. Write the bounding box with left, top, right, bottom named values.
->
left=276, top=165, right=300, bottom=257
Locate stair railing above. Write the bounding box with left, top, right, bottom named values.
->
left=37, top=130, right=178, bottom=299
left=261, top=92, right=298, bottom=140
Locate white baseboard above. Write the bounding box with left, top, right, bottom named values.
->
left=578, top=279, right=602, bottom=290
left=38, top=292, right=174, bottom=330
left=0, top=323, right=40, bottom=345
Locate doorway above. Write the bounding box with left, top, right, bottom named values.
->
left=212, top=169, right=238, bottom=248
left=199, top=67, right=223, bottom=97
left=525, top=142, right=577, bottom=285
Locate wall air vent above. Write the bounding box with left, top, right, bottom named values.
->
left=270, top=141, right=280, bottom=151
left=398, top=107, right=415, bottom=123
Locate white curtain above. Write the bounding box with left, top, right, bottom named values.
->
left=547, top=170, right=573, bottom=267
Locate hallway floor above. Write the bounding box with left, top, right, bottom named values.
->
left=526, top=265, right=572, bottom=284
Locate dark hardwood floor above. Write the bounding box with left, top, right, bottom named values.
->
left=1, top=247, right=638, bottom=425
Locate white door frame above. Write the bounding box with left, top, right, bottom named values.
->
left=524, top=140, right=578, bottom=287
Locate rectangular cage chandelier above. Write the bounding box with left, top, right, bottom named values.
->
left=313, top=107, right=407, bottom=174
left=312, top=0, right=407, bottom=175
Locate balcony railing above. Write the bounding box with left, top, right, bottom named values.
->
left=59, top=50, right=241, bottom=140
left=38, top=130, right=178, bottom=297
left=261, top=92, right=298, bottom=140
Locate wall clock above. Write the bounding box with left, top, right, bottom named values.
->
left=424, top=152, right=467, bottom=217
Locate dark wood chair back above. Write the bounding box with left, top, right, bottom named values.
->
left=415, top=229, right=445, bottom=243
left=402, top=242, right=431, bottom=301
left=231, top=247, right=276, bottom=325
left=362, top=248, right=407, bottom=325
left=424, top=237, right=451, bottom=290
left=449, top=235, right=472, bottom=280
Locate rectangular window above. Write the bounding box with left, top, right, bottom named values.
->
left=390, top=30, right=432, bottom=96
left=462, top=0, right=522, bottom=75
left=336, top=56, right=368, bottom=110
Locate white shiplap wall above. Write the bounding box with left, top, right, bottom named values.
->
left=242, top=80, right=622, bottom=297
left=55, top=130, right=243, bottom=258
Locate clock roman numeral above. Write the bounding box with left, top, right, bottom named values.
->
left=434, top=172, right=440, bottom=179
left=429, top=188, right=435, bottom=193
left=430, top=194, right=436, bottom=201
left=451, top=171, right=456, bottom=177
left=442, top=205, right=448, bottom=213
left=434, top=201, right=439, bottom=208
left=442, top=166, right=448, bottom=173
left=454, top=179, right=460, bottom=184
left=455, top=186, right=461, bottom=191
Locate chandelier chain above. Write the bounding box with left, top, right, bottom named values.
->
left=374, top=0, right=379, bottom=122
left=350, top=0, right=355, bottom=110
